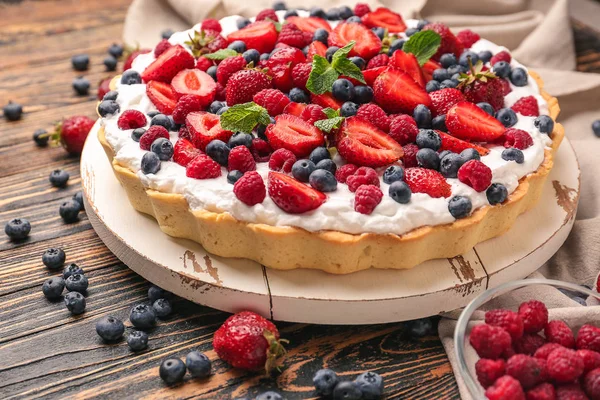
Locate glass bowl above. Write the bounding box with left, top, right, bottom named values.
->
left=454, top=278, right=600, bottom=398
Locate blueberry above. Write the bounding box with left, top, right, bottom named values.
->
left=273, top=1, right=287, bottom=11
left=161, top=29, right=174, bottom=39
left=439, top=79, right=457, bottom=89
left=349, top=56, right=366, bottom=70
left=502, top=148, right=524, bottom=164
left=417, top=19, right=430, bottom=30
left=333, top=381, right=362, bottom=400
left=406, top=27, right=419, bottom=36
left=439, top=150, right=451, bottom=160
left=326, top=7, right=341, bottom=20
left=416, top=148, right=440, bottom=170
left=354, top=86, right=373, bottom=104
left=355, top=371, right=384, bottom=400
left=534, top=115, right=554, bottom=134
left=256, top=123, right=268, bottom=140
left=103, top=56, right=117, bottom=71
left=107, top=43, right=124, bottom=58
left=315, top=159, right=336, bottom=174
left=289, top=88, right=309, bottom=103
left=382, top=165, right=404, bottom=184
left=131, top=128, right=146, bottom=142
left=71, top=54, right=89, bottom=71
left=153, top=298, right=172, bottom=318
left=127, top=330, right=149, bottom=351
left=147, top=111, right=160, bottom=118
left=284, top=9, right=298, bottom=19
left=59, top=200, right=80, bottom=223
left=510, top=67, right=528, bottom=86
left=340, top=101, right=359, bottom=117
left=236, top=17, right=251, bottom=30
left=209, top=100, right=226, bottom=114
left=148, top=285, right=170, bottom=303
left=492, top=61, right=511, bottom=78
left=49, top=169, right=70, bottom=188
left=477, top=102, right=494, bottom=116
left=42, top=248, right=66, bottom=269
left=413, top=105, right=432, bottom=129
left=326, top=46, right=340, bottom=62
left=206, top=65, right=217, bottom=81
left=440, top=53, right=457, bottom=68
left=96, top=315, right=125, bottom=341
left=313, top=28, right=329, bottom=44
left=426, top=80, right=440, bottom=93
left=486, top=183, right=508, bottom=205
left=186, top=351, right=212, bottom=378
left=72, top=77, right=90, bottom=96
left=228, top=40, right=247, bottom=53
left=149, top=113, right=171, bottom=130
left=63, top=263, right=84, bottom=279
left=72, top=191, right=84, bottom=210
left=415, top=129, right=441, bottom=150
left=388, top=39, right=405, bottom=54
left=460, top=148, right=481, bottom=163
left=432, top=68, right=449, bottom=82
left=160, top=358, right=186, bottom=384
left=64, top=291, right=86, bottom=314
left=98, top=100, right=120, bottom=117
left=42, top=277, right=65, bottom=300
left=216, top=106, right=229, bottom=116
left=130, top=303, right=157, bottom=329
left=593, top=120, right=600, bottom=137
left=225, top=170, right=243, bottom=185
left=65, top=273, right=88, bottom=293
left=309, top=169, right=337, bottom=192
left=313, top=369, right=339, bottom=396
left=291, top=159, right=316, bottom=182
left=5, top=218, right=31, bottom=240
left=242, top=49, right=260, bottom=66
left=407, top=318, right=434, bottom=337
left=495, top=108, right=518, bottom=127
left=448, top=196, right=472, bottom=219
left=309, top=7, right=327, bottom=19
left=331, top=78, right=355, bottom=102
left=151, top=138, right=174, bottom=161
left=446, top=65, right=463, bottom=76
left=338, top=6, right=353, bottom=19
left=389, top=181, right=412, bottom=204
left=432, top=115, right=447, bottom=131
left=478, top=50, right=493, bottom=64
left=33, top=129, right=49, bottom=146
left=439, top=153, right=463, bottom=178
left=309, top=146, right=330, bottom=164
left=346, top=16, right=362, bottom=23
left=103, top=90, right=118, bottom=101
left=459, top=51, right=479, bottom=67
left=141, top=152, right=161, bottom=174
left=121, top=70, right=142, bottom=85
left=204, top=140, right=229, bottom=166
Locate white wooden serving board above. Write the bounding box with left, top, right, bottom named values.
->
left=82, top=123, right=580, bottom=324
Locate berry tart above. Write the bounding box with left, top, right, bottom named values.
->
left=98, top=4, right=564, bottom=274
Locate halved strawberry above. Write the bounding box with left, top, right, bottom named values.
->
left=446, top=101, right=505, bottom=141
left=146, top=81, right=179, bottom=115
left=388, top=51, right=425, bottom=87
left=268, top=63, right=295, bottom=92
left=336, top=117, right=403, bottom=168
left=438, top=131, right=490, bottom=156
left=283, top=102, right=307, bottom=117
left=306, top=41, right=328, bottom=62
left=422, top=59, right=442, bottom=81
left=373, top=68, right=432, bottom=114
left=285, top=16, right=331, bottom=33
left=186, top=111, right=234, bottom=151
left=173, top=138, right=202, bottom=166
left=362, top=66, right=388, bottom=87
left=311, top=93, right=343, bottom=110
left=268, top=172, right=326, bottom=214
left=361, top=7, right=407, bottom=33
left=404, top=167, right=452, bottom=198
left=328, top=22, right=382, bottom=60
left=141, top=45, right=195, bottom=83
left=428, top=88, right=465, bottom=116
left=171, top=69, right=216, bottom=107
left=266, top=114, right=325, bottom=157
left=267, top=47, right=306, bottom=68
left=227, top=21, right=278, bottom=54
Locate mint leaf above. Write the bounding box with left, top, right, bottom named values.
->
left=322, top=108, right=339, bottom=119
left=333, top=57, right=365, bottom=84
left=204, top=48, right=238, bottom=60
left=306, top=55, right=339, bottom=95
left=403, top=30, right=441, bottom=66
left=331, top=41, right=355, bottom=64
left=220, top=102, right=270, bottom=133
left=315, top=116, right=345, bottom=133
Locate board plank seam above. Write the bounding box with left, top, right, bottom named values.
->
left=473, top=248, right=489, bottom=290
left=261, top=265, right=274, bottom=320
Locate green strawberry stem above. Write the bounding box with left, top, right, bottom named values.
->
left=263, top=329, right=288, bottom=374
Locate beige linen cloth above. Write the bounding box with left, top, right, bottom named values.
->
left=124, top=0, right=600, bottom=397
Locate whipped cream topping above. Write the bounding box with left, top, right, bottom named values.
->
left=102, top=14, right=554, bottom=236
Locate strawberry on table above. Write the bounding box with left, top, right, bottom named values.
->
left=186, top=111, right=233, bottom=151
left=388, top=51, right=426, bottom=87
left=146, top=81, right=179, bottom=115
left=227, top=21, right=278, bottom=54
left=361, top=7, right=407, bottom=33
left=446, top=101, right=505, bottom=141
left=404, top=167, right=452, bottom=198
left=171, top=69, right=216, bottom=107
left=328, top=22, right=382, bottom=60
left=373, top=68, right=432, bottom=114
left=266, top=114, right=325, bottom=157
left=140, top=45, right=195, bottom=83
left=51, top=115, right=95, bottom=155
left=268, top=172, right=326, bottom=214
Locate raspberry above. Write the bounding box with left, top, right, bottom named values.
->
left=117, top=109, right=147, bottom=130
left=335, top=164, right=358, bottom=184
left=456, top=29, right=481, bottom=48
left=556, top=384, right=589, bottom=400
left=485, top=376, right=526, bottom=400
left=356, top=103, right=391, bottom=132
left=277, top=23, right=309, bottom=48
left=366, top=53, right=389, bottom=69
left=256, top=9, right=278, bottom=22
left=201, top=18, right=222, bottom=33
left=458, top=159, right=492, bottom=192
left=577, top=350, right=600, bottom=373
left=172, top=95, right=203, bottom=124
left=251, top=138, right=272, bottom=162
left=584, top=367, right=600, bottom=399
left=354, top=185, right=383, bottom=215
left=215, top=82, right=226, bottom=101
left=233, top=171, right=266, bottom=206
left=545, top=321, right=575, bottom=349
left=470, top=324, right=512, bottom=359
left=511, top=96, right=540, bottom=117
left=292, top=63, right=312, bottom=89
left=506, top=354, right=545, bottom=389
left=196, top=57, right=213, bottom=72
left=576, top=325, right=600, bottom=352
left=547, top=347, right=584, bottom=382
left=268, top=148, right=297, bottom=173
left=515, top=333, right=546, bottom=355
left=388, top=114, right=418, bottom=145
left=346, top=167, right=380, bottom=192
left=519, top=300, right=549, bottom=334
left=154, top=39, right=172, bottom=57
left=179, top=124, right=193, bottom=142
left=299, top=104, right=327, bottom=124
left=186, top=154, right=222, bottom=179
left=228, top=145, right=256, bottom=173
left=217, top=55, right=247, bottom=85
left=486, top=309, right=525, bottom=341
left=139, top=125, right=169, bottom=150
left=173, top=138, right=201, bottom=167
left=535, top=343, right=565, bottom=360
left=475, top=358, right=506, bottom=388
left=402, top=144, right=419, bottom=168
left=491, top=50, right=512, bottom=65
left=353, top=3, right=371, bottom=17
left=526, top=383, right=555, bottom=400
left=253, top=89, right=290, bottom=117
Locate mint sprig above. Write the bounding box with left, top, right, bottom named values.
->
left=322, top=108, right=339, bottom=119
left=204, top=48, right=238, bottom=60
left=402, top=30, right=441, bottom=66
left=314, top=116, right=345, bottom=133
left=219, top=102, right=270, bottom=133
left=306, top=41, right=365, bottom=95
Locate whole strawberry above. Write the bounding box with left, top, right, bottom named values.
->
left=459, top=60, right=505, bottom=111
left=52, top=116, right=95, bottom=154
left=213, top=311, right=287, bottom=372
left=226, top=69, right=272, bottom=106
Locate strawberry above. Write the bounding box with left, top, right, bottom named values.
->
left=186, top=112, right=233, bottom=151
left=388, top=50, right=426, bottom=87
left=422, top=22, right=464, bottom=60
left=52, top=116, right=95, bottom=154
left=172, top=94, right=204, bottom=124
left=404, top=167, right=452, bottom=198
left=490, top=50, right=511, bottom=66
left=499, top=79, right=512, bottom=96
left=422, top=59, right=442, bottom=82
left=277, top=23, right=311, bottom=48
left=291, top=63, right=311, bottom=89
left=362, top=66, right=387, bottom=87
left=266, top=114, right=325, bottom=157
left=226, top=69, right=272, bottom=106
left=141, top=45, right=195, bottom=83
left=511, top=96, right=539, bottom=117
left=255, top=9, right=278, bottom=22
left=456, top=29, right=481, bottom=48
left=171, top=69, right=216, bottom=108
left=268, top=63, right=295, bottom=92
left=173, top=138, right=202, bottom=166
left=146, top=81, right=178, bottom=115
left=187, top=29, right=227, bottom=54
left=201, top=18, right=222, bottom=33
left=285, top=16, right=332, bottom=34
left=215, top=82, right=226, bottom=101
left=356, top=103, right=390, bottom=132
left=283, top=102, right=307, bottom=117
left=227, top=21, right=278, bottom=54
left=388, top=114, right=418, bottom=145
left=154, top=39, right=172, bottom=57
left=459, top=61, right=505, bottom=111
left=337, top=117, right=403, bottom=168
left=428, top=88, right=465, bottom=116
left=373, top=68, right=432, bottom=114
left=353, top=3, right=371, bottom=18
left=299, top=104, right=327, bottom=124
left=268, top=172, right=326, bottom=214
left=328, top=22, right=382, bottom=60
left=311, top=93, right=343, bottom=110
left=438, top=131, right=490, bottom=156
left=361, top=7, right=407, bottom=33
left=366, top=54, right=389, bottom=69
left=446, top=101, right=505, bottom=141
left=97, top=78, right=111, bottom=100
left=216, top=56, right=247, bottom=85
left=402, top=143, right=419, bottom=168
left=253, top=89, right=290, bottom=117
left=196, top=56, right=214, bottom=72
left=123, top=48, right=150, bottom=71
left=306, top=41, right=328, bottom=62
left=267, top=47, right=306, bottom=68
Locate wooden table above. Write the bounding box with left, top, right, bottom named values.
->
left=1, top=1, right=599, bottom=398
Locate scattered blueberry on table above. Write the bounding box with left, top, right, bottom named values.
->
left=159, top=358, right=187, bottom=384
left=64, top=291, right=86, bottom=314
left=72, top=77, right=90, bottom=96
left=186, top=351, right=212, bottom=378
left=63, top=262, right=84, bottom=279
left=71, top=54, right=89, bottom=71
left=33, top=129, right=49, bottom=146
left=3, top=101, right=23, bottom=121
left=49, top=169, right=70, bottom=188
left=42, top=248, right=66, bottom=269
left=96, top=315, right=125, bottom=342
left=130, top=303, right=157, bottom=329
left=42, top=277, right=65, bottom=300
left=593, top=120, right=600, bottom=138
left=59, top=199, right=81, bottom=223
left=127, top=330, right=149, bottom=351
left=5, top=218, right=31, bottom=240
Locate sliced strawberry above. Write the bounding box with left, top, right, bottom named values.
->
left=267, top=47, right=306, bottom=68
left=373, top=68, right=432, bottom=114
left=404, top=167, right=452, bottom=198
left=306, top=41, right=328, bottom=62
left=361, top=7, right=407, bottom=33
left=268, top=172, right=326, bottom=214
left=146, top=81, right=179, bottom=115
left=362, top=66, right=387, bottom=87
left=438, top=131, right=490, bottom=156
left=446, top=101, right=505, bottom=141
left=422, top=59, right=442, bottom=81
left=285, top=16, right=331, bottom=33
left=171, top=69, right=216, bottom=107
left=173, top=138, right=202, bottom=166
left=429, top=88, right=465, bottom=116
left=141, top=45, right=195, bottom=83
left=186, top=111, right=234, bottom=151
left=388, top=50, right=425, bottom=87
left=311, top=93, right=344, bottom=110
left=227, top=21, right=278, bottom=54
left=336, top=117, right=403, bottom=168
left=266, top=114, right=325, bottom=157
left=283, top=102, right=307, bottom=117
left=328, top=22, right=382, bottom=60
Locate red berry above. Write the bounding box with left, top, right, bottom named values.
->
left=388, top=50, right=426, bottom=87
left=122, top=48, right=151, bottom=72
left=215, top=82, right=226, bottom=101
left=461, top=76, right=506, bottom=112
left=361, top=7, right=406, bottom=33
left=251, top=138, right=273, bottom=162
left=117, top=109, right=147, bottom=130
left=277, top=23, right=310, bottom=48
left=173, top=138, right=201, bottom=167
left=556, top=384, right=589, bottom=400
left=228, top=145, right=256, bottom=173
left=458, top=159, right=492, bottom=192
left=546, top=347, right=584, bottom=382
left=584, top=367, right=600, bottom=399
left=253, top=89, right=290, bottom=117
left=233, top=171, right=266, bottom=206
left=485, top=375, right=525, bottom=400
left=475, top=358, right=506, bottom=388
left=353, top=3, right=371, bottom=17
left=486, top=309, right=525, bottom=341
left=511, top=96, right=540, bottom=117
left=178, top=124, right=193, bottom=142
left=535, top=343, right=566, bottom=360
left=266, top=47, right=306, bottom=69
left=97, top=77, right=111, bottom=100
left=227, top=21, right=278, bottom=54
left=266, top=114, right=325, bottom=157
left=402, top=144, right=419, bottom=168
left=172, top=95, right=204, bottom=124
left=346, top=167, right=379, bottom=193
left=456, top=29, right=481, bottom=48
left=545, top=321, right=575, bottom=349
left=428, top=88, right=465, bottom=116
left=171, top=69, right=216, bottom=106
left=268, top=62, right=295, bottom=92
left=268, top=148, right=297, bottom=173
left=354, top=185, right=383, bottom=215
left=506, top=354, right=545, bottom=389
left=299, top=104, right=327, bottom=125
left=366, top=53, right=389, bottom=69
left=446, top=101, right=505, bottom=141
left=146, top=81, right=179, bottom=115
left=577, top=350, right=600, bottom=373
left=526, top=383, right=555, bottom=400
left=422, top=22, right=464, bottom=60
left=373, top=68, right=431, bottom=114
left=335, top=164, right=358, bottom=184
left=491, top=50, right=512, bottom=65
left=217, top=56, right=247, bottom=85
left=139, top=125, right=169, bottom=151
left=58, top=115, right=95, bottom=154
left=388, top=114, right=418, bottom=145
left=291, top=63, right=311, bottom=89
left=204, top=30, right=228, bottom=53
left=226, top=69, right=272, bottom=106
left=328, top=22, right=382, bottom=60
left=268, top=171, right=326, bottom=214
left=255, top=9, right=278, bottom=22
left=141, top=45, right=195, bottom=83
left=186, top=154, right=222, bottom=179
left=356, top=103, right=391, bottom=132
left=284, top=16, right=331, bottom=35
left=201, top=18, right=222, bottom=33
left=470, top=323, right=513, bottom=359
left=515, top=333, right=546, bottom=356
left=576, top=325, right=600, bottom=352
left=186, top=112, right=233, bottom=151
left=196, top=56, right=213, bottom=72
left=154, top=39, right=172, bottom=57
left=519, top=300, right=549, bottom=334
left=306, top=40, right=328, bottom=62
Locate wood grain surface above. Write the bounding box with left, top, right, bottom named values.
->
left=0, top=1, right=599, bottom=399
